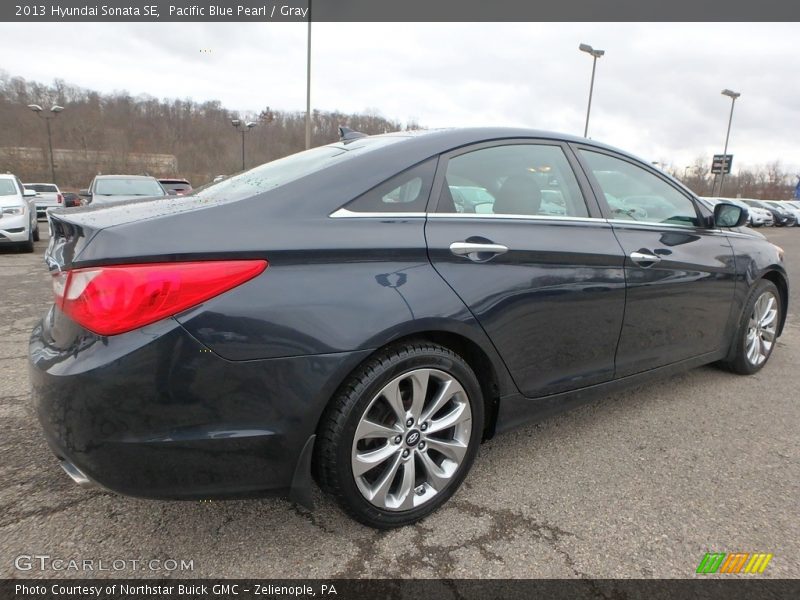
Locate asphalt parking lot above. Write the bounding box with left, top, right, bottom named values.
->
left=1, top=226, right=798, bottom=579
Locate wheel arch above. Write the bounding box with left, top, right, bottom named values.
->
left=314, top=327, right=514, bottom=445
left=761, top=268, right=789, bottom=336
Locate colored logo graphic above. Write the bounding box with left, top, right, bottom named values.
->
left=696, top=552, right=773, bottom=574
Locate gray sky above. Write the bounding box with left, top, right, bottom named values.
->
left=1, top=22, right=798, bottom=173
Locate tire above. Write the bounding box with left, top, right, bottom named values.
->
left=33, top=223, right=40, bottom=242
left=720, top=279, right=781, bottom=375
left=314, top=341, right=484, bottom=528
left=19, top=228, right=34, bottom=253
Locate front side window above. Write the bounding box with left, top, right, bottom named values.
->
left=580, top=150, right=700, bottom=227
left=436, top=143, right=589, bottom=217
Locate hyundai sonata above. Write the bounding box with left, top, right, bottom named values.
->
left=30, top=128, right=788, bottom=528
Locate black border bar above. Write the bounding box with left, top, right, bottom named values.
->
left=3, top=0, right=799, bottom=22
left=3, top=579, right=800, bottom=600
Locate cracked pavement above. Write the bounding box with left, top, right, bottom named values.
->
left=1, top=227, right=798, bottom=579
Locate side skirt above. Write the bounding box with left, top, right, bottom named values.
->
left=494, top=350, right=726, bottom=435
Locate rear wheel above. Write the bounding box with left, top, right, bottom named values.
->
left=33, top=223, right=40, bottom=242
left=721, top=279, right=781, bottom=374
left=315, top=341, right=483, bottom=528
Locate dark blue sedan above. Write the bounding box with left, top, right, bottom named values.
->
left=30, top=128, right=788, bottom=528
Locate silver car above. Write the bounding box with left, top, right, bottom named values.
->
left=0, top=174, right=40, bottom=252
left=80, top=175, right=167, bottom=206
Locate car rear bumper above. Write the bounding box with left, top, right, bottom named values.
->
left=29, top=310, right=371, bottom=500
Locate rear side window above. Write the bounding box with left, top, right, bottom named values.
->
left=344, top=158, right=437, bottom=213
left=436, top=144, right=589, bottom=217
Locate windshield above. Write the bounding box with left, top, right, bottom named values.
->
left=0, top=179, right=18, bottom=196
left=193, top=135, right=409, bottom=203
left=25, top=184, right=58, bottom=193
left=94, top=178, right=165, bottom=196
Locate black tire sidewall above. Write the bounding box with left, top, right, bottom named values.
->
left=331, top=346, right=483, bottom=528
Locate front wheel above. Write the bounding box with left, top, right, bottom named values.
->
left=314, top=341, right=484, bottom=528
left=720, top=279, right=781, bottom=375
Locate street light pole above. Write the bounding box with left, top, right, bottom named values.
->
left=305, top=0, right=312, bottom=150
left=716, top=88, right=740, bottom=197
left=231, top=119, right=257, bottom=171
left=28, top=104, right=64, bottom=184
left=579, top=43, right=605, bottom=138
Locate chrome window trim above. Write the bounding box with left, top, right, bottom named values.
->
left=605, top=218, right=705, bottom=231
left=330, top=207, right=427, bottom=218
left=428, top=213, right=606, bottom=224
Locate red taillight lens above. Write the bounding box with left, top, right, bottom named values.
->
left=57, top=193, right=63, bottom=203
left=52, top=260, right=267, bottom=336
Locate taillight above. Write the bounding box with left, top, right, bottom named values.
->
left=57, top=193, right=63, bottom=204
left=52, top=260, right=267, bottom=336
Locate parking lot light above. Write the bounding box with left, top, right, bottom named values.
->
left=28, top=104, right=64, bottom=184
left=579, top=43, right=605, bottom=138
left=231, top=118, right=257, bottom=171
left=715, top=89, right=741, bottom=196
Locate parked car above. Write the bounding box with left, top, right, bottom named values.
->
left=159, top=178, right=193, bottom=196
left=762, top=200, right=800, bottom=226
left=701, top=197, right=772, bottom=228
left=62, top=192, right=82, bottom=208
left=31, top=128, right=788, bottom=528
left=80, top=175, right=167, bottom=206
left=742, top=199, right=796, bottom=227
left=0, top=173, right=39, bottom=251
left=24, top=182, right=62, bottom=219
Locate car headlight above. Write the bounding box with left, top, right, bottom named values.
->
left=1, top=206, right=23, bottom=215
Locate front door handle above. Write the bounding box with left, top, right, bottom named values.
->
left=449, top=241, right=509, bottom=262
left=629, top=250, right=662, bottom=267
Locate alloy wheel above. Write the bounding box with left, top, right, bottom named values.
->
left=745, top=291, right=778, bottom=366
left=350, top=368, right=472, bottom=511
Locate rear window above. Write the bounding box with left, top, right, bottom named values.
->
left=94, top=178, right=165, bottom=197
left=0, top=179, right=18, bottom=196
left=25, top=184, right=58, bottom=193
left=194, top=135, right=409, bottom=203
left=161, top=182, right=192, bottom=192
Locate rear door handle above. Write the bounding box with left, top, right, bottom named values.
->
left=629, top=251, right=662, bottom=267
left=449, top=242, right=509, bottom=262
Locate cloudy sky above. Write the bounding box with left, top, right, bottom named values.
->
left=1, top=22, right=798, bottom=172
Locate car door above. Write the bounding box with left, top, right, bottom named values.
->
left=574, top=146, right=737, bottom=377
left=425, top=140, right=627, bottom=397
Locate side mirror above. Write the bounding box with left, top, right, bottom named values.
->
left=23, top=189, right=37, bottom=197
left=166, top=189, right=179, bottom=196
left=714, top=202, right=748, bottom=228
left=79, top=189, right=90, bottom=197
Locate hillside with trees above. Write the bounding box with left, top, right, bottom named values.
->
left=0, top=73, right=417, bottom=189
left=0, top=72, right=794, bottom=199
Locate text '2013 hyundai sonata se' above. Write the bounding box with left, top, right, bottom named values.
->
left=30, top=128, right=788, bottom=528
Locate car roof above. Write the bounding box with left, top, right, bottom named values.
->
left=94, top=174, right=158, bottom=180
left=0, top=173, right=16, bottom=179
left=363, top=127, right=630, bottom=155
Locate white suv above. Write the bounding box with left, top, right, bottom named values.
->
left=0, top=174, right=39, bottom=252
